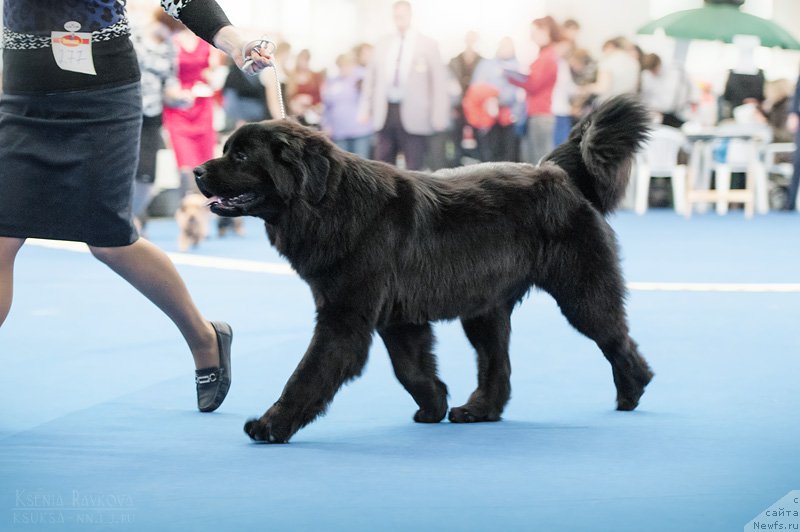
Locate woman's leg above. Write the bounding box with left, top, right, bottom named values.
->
left=88, top=238, right=219, bottom=369
left=0, top=237, right=25, bottom=327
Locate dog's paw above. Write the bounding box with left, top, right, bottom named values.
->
left=412, top=386, right=448, bottom=423
left=243, top=406, right=294, bottom=443
left=413, top=407, right=446, bottom=423
left=614, top=364, right=654, bottom=412
left=616, top=396, right=639, bottom=412
left=448, top=404, right=501, bottom=423
left=244, top=417, right=291, bottom=443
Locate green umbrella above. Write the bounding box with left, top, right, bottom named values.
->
left=637, top=3, right=800, bottom=50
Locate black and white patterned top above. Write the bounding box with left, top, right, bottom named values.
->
left=131, top=29, right=177, bottom=118
left=2, top=0, right=128, bottom=50
left=1, top=0, right=230, bottom=94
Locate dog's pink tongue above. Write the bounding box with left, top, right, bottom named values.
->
left=207, top=196, right=221, bottom=206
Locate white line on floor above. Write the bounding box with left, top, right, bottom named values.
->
left=626, top=282, right=800, bottom=293
left=27, top=239, right=800, bottom=293
left=27, top=238, right=295, bottom=276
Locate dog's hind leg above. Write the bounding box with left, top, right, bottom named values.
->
left=449, top=304, right=513, bottom=423
left=542, top=252, right=654, bottom=411
left=378, top=322, right=448, bottom=423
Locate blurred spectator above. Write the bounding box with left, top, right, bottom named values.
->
left=723, top=70, right=765, bottom=107
left=587, top=37, right=640, bottom=103
left=721, top=35, right=764, bottom=120
left=223, top=57, right=268, bottom=127
left=561, top=19, right=581, bottom=49
left=722, top=70, right=765, bottom=120
left=552, top=38, right=578, bottom=146
left=568, top=47, right=596, bottom=86
left=162, top=24, right=221, bottom=197
left=448, top=31, right=483, bottom=165
left=359, top=0, right=449, bottom=170
left=506, top=16, right=560, bottom=165
left=566, top=47, right=596, bottom=121
left=130, top=8, right=179, bottom=234
left=287, top=48, right=324, bottom=126
left=639, top=53, right=691, bottom=128
left=758, top=79, right=794, bottom=143
left=450, top=31, right=482, bottom=91
left=322, top=53, right=373, bottom=158
left=353, top=42, right=374, bottom=73
left=466, top=37, right=523, bottom=162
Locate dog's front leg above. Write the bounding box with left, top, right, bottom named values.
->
left=244, top=312, right=373, bottom=443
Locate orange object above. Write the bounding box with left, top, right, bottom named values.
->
left=463, top=83, right=500, bottom=129
left=463, top=83, right=515, bottom=129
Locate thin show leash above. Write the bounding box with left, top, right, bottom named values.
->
left=242, top=38, right=286, bottom=119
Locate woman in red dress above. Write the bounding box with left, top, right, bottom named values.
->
left=163, top=26, right=220, bottom=196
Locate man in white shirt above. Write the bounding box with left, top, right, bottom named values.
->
left=359, top=1, right=449, bottom=170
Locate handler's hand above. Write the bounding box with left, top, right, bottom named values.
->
left=213, top=26, right=273, bottom=76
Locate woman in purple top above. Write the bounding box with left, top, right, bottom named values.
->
left=321, top=53, right=373, bottom=159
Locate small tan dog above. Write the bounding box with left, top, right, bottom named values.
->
left=175, top=193, right=210, bottom=252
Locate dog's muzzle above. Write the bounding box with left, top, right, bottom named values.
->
left=193, top=166, right=207, bottom=191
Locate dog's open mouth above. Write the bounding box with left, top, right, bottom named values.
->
left=207, top=192, right=261, bottom=216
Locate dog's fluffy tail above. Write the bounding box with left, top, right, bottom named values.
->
left=543, top=95, right=651, bottom=215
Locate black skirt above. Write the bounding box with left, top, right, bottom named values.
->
left=0, top=82, right=142, bottom=247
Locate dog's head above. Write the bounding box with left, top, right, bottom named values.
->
left=194, top=120, right=334, bottom=219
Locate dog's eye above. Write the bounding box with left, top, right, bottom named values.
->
left=233, top=152, right=248, bottom=163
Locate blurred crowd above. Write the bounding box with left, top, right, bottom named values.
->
left=129, top=0, right=799, bottom=228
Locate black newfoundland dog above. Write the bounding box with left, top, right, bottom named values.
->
left=195, top=96, right=654, bottom=443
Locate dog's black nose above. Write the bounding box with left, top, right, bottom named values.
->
left=193, top=166, right=207, bottom=191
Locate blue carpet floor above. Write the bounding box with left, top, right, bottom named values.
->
left=1, top=211, right=798, bottom=531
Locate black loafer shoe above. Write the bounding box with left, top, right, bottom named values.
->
left=195, top=321, right=233, bottom=412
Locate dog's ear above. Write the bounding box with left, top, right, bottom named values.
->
left=300, top=140, right=330, bottom=204
left=271, top=127, right=330, bottom=204
left=268, top=131, right=303, bottom=202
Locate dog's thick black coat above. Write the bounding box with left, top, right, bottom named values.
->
left=195, top=96, right=654, bottom=443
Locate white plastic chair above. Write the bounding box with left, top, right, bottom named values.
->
left=635, top=126, right=688, bottom=215
left=704, top=124, right=771, bottom=218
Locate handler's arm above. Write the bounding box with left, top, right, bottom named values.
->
left=161, top=0, right=271, bottom=75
